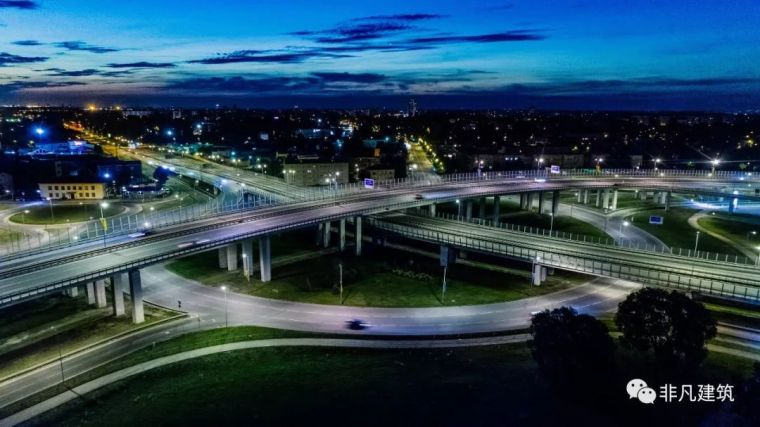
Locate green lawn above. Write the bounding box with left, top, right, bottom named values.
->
left=498, top=211, right=612, bottom=241
left=167, top=246, right=586, bottom=307
left=32, top=337, right=756, bottom=427
left=0, top=293, right=179, bottom=380
left=633, top=207, right=741, bottom=255
left=8, top=204, right=126, bottom=225
left=697, top=215, right=760, bottom=252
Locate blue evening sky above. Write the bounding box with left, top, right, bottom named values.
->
left=0, top=0, right=758, bottom=109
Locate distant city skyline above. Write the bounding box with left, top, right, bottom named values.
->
left=1, top=0, right=759, bottom=110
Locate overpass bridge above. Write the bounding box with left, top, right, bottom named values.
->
left=1, top=169, right=759, bottom=322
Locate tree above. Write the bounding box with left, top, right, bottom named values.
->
left=529, top=307, right=616, bottom=399
left=615, top=288, right=716, bottom=369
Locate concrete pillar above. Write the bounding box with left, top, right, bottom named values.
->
left=595, top=190, right=601, bottom=208
left=520, top=193, right=527, bottom=210
left=478, top=197, right=486, bottom=219
left=602, top=189, right=611, bottom=210
left=339, top=219, right=346, bottom=251
left=576, top=191, right=582, bottom=203
left=729, top=198, right=737, bottom=214
left=538, top=192, right=545, bottom=215
left=540, top=266, right=547, bottom=281
left=532, top=263, right=543, bottom=286
left=226, top=243, right=238, bottom=271
left=429, top=203, right=436, bottom=218
left=259, top=236, right=272, bottom=282
left=355, top=216, right=363, bottom=256
left=128, top=269, right=144, bottom=324
left=95, top=279, right=107, bottom=308
left=465, top=200, right=473, bottom=221
left=611, top=190, right=619, bottom=210
left=323, top=221, right=331, bottom=247
left=67, top=286, right=79, bottom=297
left=664, top=191, right=671, bottom=211
left=217, top=248, right=227, bottom=269
left=639, top=191, right=647, bottom=201
left=493, top=196, right=501, bottom=223
left=111, top=273, right=125, bottom=317
left=583, top=189, right=590, bottom=204
left=241, top=238, right=254, bottom=279
left=551, top=190, right=560, bottom=216
left=526, top=193, right=534, bottom=211
left=315, top=223, right=323, bottom=246
left=86, top=282, right=96, bottom=305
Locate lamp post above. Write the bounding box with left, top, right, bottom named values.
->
left=711, top=159, right=720, bottom=175
left=456, top=199, right=461, bottom=217
left=756, top=246, right=760, bottom=267
left=22, top=209, right=29, bottom=225
left=221, top=285, right=228, bottom=327
left=549, top=213, right=555, bottom=234
left=653, top=157, right=661, bottom=171
left=619, top=220, right=630, bottom=236
left=99, top=202, right=109, bottom=247
left=47, top=197, right=55, bottom=222
left=694, top=231, right=700, bottom=253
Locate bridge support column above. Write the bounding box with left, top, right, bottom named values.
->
left=729, top=198, right=737, bottom=214
left=95, top=280, right=107, bottom=308
left=602, top=189, right=611, bottom=210
left=532, top=263, right=543, bottom=286
left=478, top=197, right=486, bottom=219
left=128, top=269, right=144, bottom=324
left=583, top=189, right=590, bottom=204
left=217, top=248, right=227, bottom=269
left=241, top=238, right=254, bottom=279
left=664, top=191, right=671, bottom=211
left=67, top=286, right=79, bottom=298
left=493, top=196, right=501, bottom=223
left=611, top=190, right=619, bottom=210
left=315, top=223, right=323, bottom=246
left=86, top=282, right=96, bottom=305
left=323, top=221, right=331, bottom=247
left=429, top=203, right=436, bottom=218
left=111, top=273, right=125, bottom=317
left=576, top=191, right=582, bottom=203
left=538, top=192, right=545, bottom=215
left=339, top=219, right=346, bottom=251
left=226, top=243, right=238, bottom=271
left=465, top=200, right=473, bottom=221
left=355, top=216, right=363, bottom=256
left=526, top=193, right=534, bottom=211
left=259, top=236, right=271, bottom=282
left=520, top=193, right=527, bottom=210
left=551, top=191, right=560, bottom=216
left=595, top=190, right=601, bottom=208
left=541, top=266, right=547, bottom=281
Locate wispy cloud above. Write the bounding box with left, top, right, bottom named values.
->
left=0, top=52, right=47, bottom=66
left=188, top=50, right=349, bottom=65
left=12, top=39, right=43, bottom=46
left=106, top=61, right=176, bottom=68
left=408, top=31, right=545, bottom=44
left=0, top=1, right=38, bottom=9
left=54, top=41, right=120, bottom=54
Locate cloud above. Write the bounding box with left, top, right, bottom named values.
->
left=408, top=31, right=545, bottom=44
left=106, top=61, right=176, bottom=68
left=44, top=68, right=101, bottom=77
left=188, top=50, right=349, bottom=65
left=311, top=72, right=386, bottom=83
left=12, top=39, right=43, bottom=46
left=0, top=80, right=86, bottom=96
left=54, top=41, right=120, bottom=54
left=0, top=52, right=47, bottom=66
left=353, top=14, right=446, bottom=22
left=0, top=1, right=37, bottom=9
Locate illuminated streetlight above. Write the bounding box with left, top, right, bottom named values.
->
left=220, top=285, right=229, bottom=327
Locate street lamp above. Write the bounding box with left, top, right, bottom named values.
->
left=619, top=220, right=630, bottom=236
left=549, top=213, right=555, bottom=234
left=99, top=202, right=109, bottom=247
left=46, top=197, right=55, bottom=222
left=456, top=199, right=461, bottom=217
left=653, top=157, right=661, bottom=171
left=756, top=246, right=760, bottom=267
left=694, top=231, right=700, bottom=253
left=220, top=285, right=229, bottom=327
left=22, top=209, right=29, bottom=225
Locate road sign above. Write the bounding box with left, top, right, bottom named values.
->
left=363, top=178, right=375, bottom=189
left=649, top=215, right=664, bottom=225
left=550, top=165, right=561, bottom=174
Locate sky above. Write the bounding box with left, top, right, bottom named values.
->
left=0, top=0, right=759, bottom=110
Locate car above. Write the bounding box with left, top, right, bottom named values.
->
left=177, top=238, right=211, bottom=249
left=346, top=319, right=370, bottom=330
left=414, top=193, right=424, bottom=200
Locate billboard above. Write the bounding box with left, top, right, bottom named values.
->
left=363, top=178, right=375, bottom=189
left=649, top=215, right=664, bottom=225
left=550, top=165, right=561, bottom=174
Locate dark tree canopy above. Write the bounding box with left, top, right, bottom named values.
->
left=615, top=288, right=716, bottom=369
left=529, top=306, right=616, bottom=399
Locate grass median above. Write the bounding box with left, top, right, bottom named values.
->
left=9, top=204, right=126, bottom=225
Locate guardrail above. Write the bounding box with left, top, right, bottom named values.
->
left=368, top=218, right=760, bottom=302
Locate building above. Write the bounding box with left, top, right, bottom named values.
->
left=39, top=181, right=105, bottom=200
left=283, top=161, right=349, bottom=186
left=367, top=168, right=395, bottom=182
